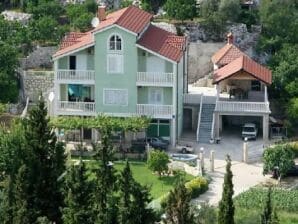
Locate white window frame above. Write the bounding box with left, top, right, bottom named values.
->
left=107, top=33, right=123, bottom=52
left=148, top=87, right=164, bottom=105
left=107, top=54, right=123, bottom=74
left=103, top=88, right=128, bottom=106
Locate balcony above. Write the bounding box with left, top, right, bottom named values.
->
left=136, top=72, right=174, bottom=87
left=215, top=101, right=270, bottom=114
left=56, top=101, right=96, bottom=116
left=56, top=70, right=95, bottom=84
left=136, top=104, right=173, bottom=119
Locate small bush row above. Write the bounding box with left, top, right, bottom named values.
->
left=185, top=176, right=209, bottom=198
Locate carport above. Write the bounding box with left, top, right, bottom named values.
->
left=220, top=115, right=262, bottom=139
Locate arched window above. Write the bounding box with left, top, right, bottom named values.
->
left=109, top=34, right=122, bottom=51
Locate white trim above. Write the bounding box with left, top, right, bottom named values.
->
left=136, top=44, right=177, bottom=64
left=103, top=88, right=128, bottom=106
left=53, top=43, right=94, bottom=60
left=92, top=24, right=138, bottom=37
left=107, top=33, right=123, bottom=52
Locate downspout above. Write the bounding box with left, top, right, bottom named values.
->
left=176, top=62, right=179, bottom=144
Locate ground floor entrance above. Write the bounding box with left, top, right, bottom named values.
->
left=147, top=119, right=171, bottom=140
left=214, top=113, right=270, bottom=141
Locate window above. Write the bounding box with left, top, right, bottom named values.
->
left=107, top=54, right=123, bottom=73
left=148, top=88, right=163, bottom=105
left=104, top=89, right=128, bottom=106
left=109, top=34, right=122, bottom=51
left=251, top=80, right=261, bottom=91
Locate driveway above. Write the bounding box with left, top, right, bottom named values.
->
left=176, top=129, right=275, bottom=162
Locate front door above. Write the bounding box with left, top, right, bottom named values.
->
left=148, top=88, right=163, bottom=105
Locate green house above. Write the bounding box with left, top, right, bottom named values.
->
left=52, top=5, right=188, bottom=146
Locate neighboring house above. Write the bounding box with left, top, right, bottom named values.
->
left=211, top=33, right=272, bottom=141
left=52, top=5, right=188, bottom=146
left=1, top=10, right=32, bottom=25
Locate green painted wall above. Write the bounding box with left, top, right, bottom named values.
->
left=177, top=56, right=184, bottom=137
left=94, top=26, right=138, bottom=114
left=138, top=49, right=146, bottom=72
left=60, top=84, right=67, bottom=100
left=165, top=61, right=173, bottom=73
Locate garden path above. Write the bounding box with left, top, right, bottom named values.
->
left=193, top=159, right=269, bottom=205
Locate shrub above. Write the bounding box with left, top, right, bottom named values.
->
left=263, top=144, right=295, bottom=177
left=147, top=150, right=170, bottom=177
left=289, top=142, right=298, bottom=158
left=185, top=176, right=208, bottom=198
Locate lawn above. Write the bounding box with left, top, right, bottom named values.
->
left=85, top=160, right=195, bottom=199
left=234, top=187, right=298, bottom=224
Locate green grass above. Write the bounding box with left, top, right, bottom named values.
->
left=234, top=187, right=298, bottom=224
left=85, top=160, right=194, bottom=199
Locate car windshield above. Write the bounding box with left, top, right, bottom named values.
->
left=243, top=127, right=255, bottom=132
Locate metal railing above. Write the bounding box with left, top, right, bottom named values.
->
left=136, top=72, right=174, bottom=86
left=136, top=104, right=173, bottom=118
left=56, top=70, right=95, bottom=81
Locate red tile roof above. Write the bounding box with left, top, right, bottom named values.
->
left=53, top=6, right=152, bottom=58
left=53, top=32, right=93, bottom=58
left=213, top=55, right=272, bottom=85
left=137, top=25, right=187, bottom=62
left=211, top=43, right=246, bottom=66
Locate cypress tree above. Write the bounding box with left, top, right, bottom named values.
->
left=22, top=98, right=66, bottom=223
left=164, top=180, right=194, bottom=224
left=261, top=187, right=279, bottom=224
left=218, top=155, right=235, bottom=224
left=63, top=160, right=94, bottom=224
left=93, top=127, right=118, bottom=224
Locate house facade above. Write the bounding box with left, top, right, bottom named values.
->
left=52, top=5, right=188, bottom=146
left=211, top=33, right=272, bottom=141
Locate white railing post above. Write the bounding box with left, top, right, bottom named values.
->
left=136, top=72, right=174, bottom=86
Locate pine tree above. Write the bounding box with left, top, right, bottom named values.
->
left=63, top=160, right=94, bottom=224
left=22, top=98, right=66, bottom=223
left=118, top=161, right=156, bottom=224
left=13, top=165, right=30, bottom=224
left=118, top=161, right=134, bottom=224
left=130, top=182, right=156, bottom=224
left=0, top=175, right=15, bottom=224
left=218, top=155, right=235, bottom=224
left=93, top=127, right=118, bottom=224
left=164, top=180, right=194, bottom=224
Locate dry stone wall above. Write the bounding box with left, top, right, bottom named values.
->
left=23, top=71, right=54, bottom=103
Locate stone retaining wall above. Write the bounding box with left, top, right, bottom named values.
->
left=23, top=70, right=54, bottom=103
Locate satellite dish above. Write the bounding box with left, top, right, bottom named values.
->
left=91, top=17, right=99, bottom=28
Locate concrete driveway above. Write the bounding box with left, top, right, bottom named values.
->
left=177, top=129, right=275, bottom=162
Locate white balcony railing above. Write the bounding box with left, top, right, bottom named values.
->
left=136, top=72, right=174, bottom=86
left=136, top=104, right=173, bottom=118
left=215, top=101, right=270, bottom=113
left=57, top=101, right=95, bottom=114
left=56, top=70, right=95, bottom=82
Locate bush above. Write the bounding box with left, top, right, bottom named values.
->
left=289, top=142, right=298, bottom=158
left=147, top=150, right=170, bottom=176
left=263, top=144, right=295, bottom=177
left=185, top=176, right=208, bottom=198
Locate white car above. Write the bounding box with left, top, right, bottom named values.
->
left=176, top=144, right=194, bottom=154
left=242, top=123, right=258, bottom=140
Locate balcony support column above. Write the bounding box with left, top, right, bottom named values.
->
left=53, top=60, right=59, bottom=116
left=263, top=114, right=269, bottom=141
left=264, top=85, right=268, bottom=102
left=214, top=112, right=220, bottom=139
